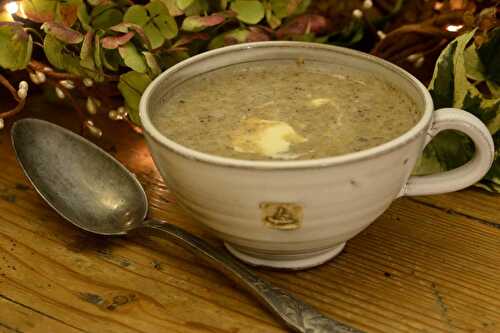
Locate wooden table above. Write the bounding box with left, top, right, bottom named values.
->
left=1, top=96, right=499, bottom=333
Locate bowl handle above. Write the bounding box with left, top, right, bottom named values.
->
left=399, top=108, right=494, bottom=197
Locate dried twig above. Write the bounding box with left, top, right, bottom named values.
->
left=0, top=73, right=18, bottom=98
left=0, top=73, right=26, bottom=119
left=28, top=61, right=81, bottom=80
left=29, top=60, right=120, bottom=82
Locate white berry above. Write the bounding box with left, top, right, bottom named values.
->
left=83, top=78, right=93, bottom=87
left=17, top=87, right=27, bottom=99
left=362, top=0, right=373, bottom=9
left=19, top=81, right=28, bottom=91
left=86, top=97, right=97, bottom=115
left=377, top=30, right=386, bottom=40
left=352, top=9, right=363, bottom=18
left=55, top=87, right=65, bottom=99
left=60, top=80, right=75, bottom=90
left=29, top=72, right=40, bottom=85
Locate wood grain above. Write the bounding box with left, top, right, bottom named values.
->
left=0, top=96, right=499, bottom=333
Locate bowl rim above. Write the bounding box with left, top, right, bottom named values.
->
left=140, top=41, right=434, bottom=170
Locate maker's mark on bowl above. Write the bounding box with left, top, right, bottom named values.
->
left=259, top=202, right=303, bottom=230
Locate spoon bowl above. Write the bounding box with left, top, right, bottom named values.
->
left=12, top=118, right=146, bottom=235
left=11, top=118, right=360, bottom=333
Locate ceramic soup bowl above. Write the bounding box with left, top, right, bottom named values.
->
left=140, top=42, right=494, bottom=269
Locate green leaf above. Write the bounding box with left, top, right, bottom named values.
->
left=22, top=0, right=81, bottom=27
left=80, top=55, right=95, bottom=70
left=286, top=0, right=302, bottom=15
left=80, top=30, right=95, bottom=70
left=224, top=28, right=249, bottom=42
left=488, top=112, right=500, bottom=135
left=80, top=31, right=93, bottom=59
left=477, top=27, right=500, bottom=85
left=428, top=30, right=485, bottom=110
left=181, top=14, right=225, bottom=32
left=101, top=32, right=134, bottom=49
left=23, top=36, right=33, bottom=68
left=184, top=0, right=209, bottom=16
left=80, top=31, right=94, bottom=59
left=67, top=54, right=103, bottom=81
left=269, top=0, right=309, bottom=19
left=91, top=4, right=123, bottom=30
left=90, top=2, right=114, bottom=17
left=124, top=2, right=177, bottom=49
left=156, top=49, right=189, bottom=68
left=77, top=2, right=91, bottom=31
left=160, top=0, right=184, bottom=16
left=43, top=33, right=65, bottom=69
left=219, top=0, right=228, bottom=10
left=231, top=0, right=264, bottom=24
left=476, top=180, right=500, bottom=192
left=208, top=28, right=251, bottom=49
left=53, top=0, right=81, bottom=27
left=420, top=29, right=500, bottom=192
left=143, top=51, right=161, bottom=76
left=208, top=32, right=226, bottom=49
left=452, top=30, right=477, bottom=106
left=290, top=33, right=315, bottom=42
left=265, top=7, right=281, bottom=29
left=110, top=23, right=151, bottom=49
left=123, top=6, right=157, bottom=47
left=428, top=40, right=456, bottom=109
left=118, top=42, right=147, bottom=73
left=479, top=132, right=500, bottom=192
left=176, top=0, right=194, bottom=10
left=435, top=132, right=474, bottom=170
left=147, top=1, right=178, bottom=40
left=276, top=14, right=330, bottom=39
left=487, top=81, right=500, bottom=98
left=42, top=22, right=83, bottom=44
left=464, top=44, right=485, bottom=81
left=269, top=0, right=288, bottom=18
left=102, top=49, right=121, bottom=71
left=123, top=5, right=149, bottom=25
left=333, top=20, right=364, bottom=46
left=413, top=144, right=445, bottom=176
left=0, top=23, right=32, bottom=70
left=22, top=0, right=56, bottom=23
left=461, top=90, right=499, bottom=124
left=172, top=32, right=209, bottom=48
left=44, top=33, right=103, bottom=81
left=117, top=71, right=152, bottom=125
left=87, top=0, right=104, bottom=6
left=294, top=0, right=310, bottom=15
left=93, top=31, right=103, bottom=73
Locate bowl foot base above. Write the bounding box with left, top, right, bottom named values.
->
left=224, top=242, right=346, bottom=270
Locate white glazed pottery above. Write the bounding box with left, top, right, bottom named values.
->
left=140, top=42, right=494, bottom=269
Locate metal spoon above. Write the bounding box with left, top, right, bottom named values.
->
left=11, top=118, right=361, bottom=333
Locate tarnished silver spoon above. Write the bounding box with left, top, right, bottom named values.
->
left=11, top=118, right=361, bottom=333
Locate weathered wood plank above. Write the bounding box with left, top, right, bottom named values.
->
left=0, top=201, right=284, bottom=333
left=0, top=295, right=84, bottom=333
left=2, top=164, right=499, bottom=332
left=412, top=190, right=499, bottom=227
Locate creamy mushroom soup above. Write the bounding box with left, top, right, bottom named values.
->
left=153, top=61, right=420, bottom=160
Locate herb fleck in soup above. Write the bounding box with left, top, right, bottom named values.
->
left=153, top=61, right=421, bottom=160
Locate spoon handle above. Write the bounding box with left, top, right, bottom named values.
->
left=142, top=219, right=362, bottom=333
